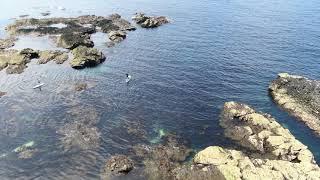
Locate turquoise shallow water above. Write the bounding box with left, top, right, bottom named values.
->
left=0, top=0, right=320, bottom=179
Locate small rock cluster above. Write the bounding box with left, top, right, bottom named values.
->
left=269, top=73, right=320, bottom=136
left=132, top=13, right=169, bottom=28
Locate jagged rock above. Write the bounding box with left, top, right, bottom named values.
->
left=70, top=46, right=105, bottom=69
left=74, top=82, right=87, bottom=91
left=108, top=30, right=126, bottom=42
left=190, top=145, right=320, bottom=180
left=220, top=101, right=315, bottom=163
left=0, top=37, right=17, bottom=49
left=132, top=13, right=169, bottom=28
left=0, top=48, right=41, bottom=74
left=101, top=155, right=134, bottom=178
left=38, top=50, right=68, bottom=64
left=57, top=32, right=94, bottom=49
left=269, top=73, right=320, bottom=136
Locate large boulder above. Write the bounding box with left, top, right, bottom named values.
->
left=132, top=13, right=169, bottom=28
left=269, top=73, right=320, bottom=136
left=220, top=101, right=315, bottom=163
left=57, top=32, right=94, bottom=49
left=108, top=30, right=126, bottom=42
left=101, top=155, right=134, bottom=179
left=70, top=46, right=106, bottom=69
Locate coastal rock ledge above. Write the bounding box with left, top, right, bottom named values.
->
left=179, top=102, right=320, bottom=180
left=269, top=73, right=320, bottom=136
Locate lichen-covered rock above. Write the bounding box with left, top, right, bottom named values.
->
left=220, top=101, right=315, bottom=163
left=57, top=32, right=94, bottom=49
left=108, top=30, right=126, bottom=42
left=132, top=13, right=169, bottom=28
left=101, top=155, right=134, bottom=179
left=38, top=50, right=68, bottom=64
left=70, top=46, right=105, bottom=69
left=269, top=73, right=320, bottom=136
left=190, top=145, right=320, bottom=180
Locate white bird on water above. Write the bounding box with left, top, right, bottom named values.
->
left=125, top=74, right=132, bottom=83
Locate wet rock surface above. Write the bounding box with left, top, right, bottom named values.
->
left=269, top=73, right=320, bottom=136
left=132, top=134, right=192, bottom=180
left=70, top=46, right=106, bottom=69
left=132, top=13, right=169, bottom=28
left=101, top=155, right=134, bottom=178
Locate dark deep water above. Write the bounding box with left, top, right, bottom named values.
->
left=0, top=0, right=320, bottom=179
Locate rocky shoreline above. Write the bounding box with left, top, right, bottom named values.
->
left=269, top=73, right=320, bottom=136
left=0, top=12, right=169, bottom=74
left=101, top=102, right=320, bottom=179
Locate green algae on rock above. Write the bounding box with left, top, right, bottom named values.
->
left=269, top=73, right=320, bottom=136
left=70, top=46, right=106, bottom=69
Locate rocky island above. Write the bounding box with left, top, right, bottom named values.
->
left=269, top=73, right=320, bottom=136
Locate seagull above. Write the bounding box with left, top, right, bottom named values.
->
left=125, top=74, right=132, bottom=84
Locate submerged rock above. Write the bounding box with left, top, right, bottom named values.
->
left=70, top=46, right=106, bottom=69
left=0, top=91, right=6, bottom=97
left=38, top=50, right=68, bottom=64
left=74, top=82, right=88, bottom=91
left=101, top=155, right=134, bottom=179
left=132, top=134, right=192, bottom=180
left=269, top=73, right=320, bottom=136
left=58, top=121, right=100, bottom=150
left=132, top=13, right=169, bottom=28
left=108, top=30, right=126, bottom=42
left=13, top=141, right=37, bottom=159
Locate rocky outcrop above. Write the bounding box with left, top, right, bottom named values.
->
left=0, top=37, right=17, bottom=49
left=132, top=13, right=169, bottom=28
left=172, top=102, right=320, bottom=180
left=70, top=46, right=106, bottom=69
left=0, top=48, right=39, bottom=74
left=108, top=30, right=126, bottom=42
left=57, top=32, right=94, bottom=49
left=269, top=73, right=320, bottom=136
left=38, top=50, right=68, bottom=64
left=220, top=101, right=315, bottom=163
left=190, top=146, right=320, bottom=180
left=101, top=155, right=134, bottom=179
